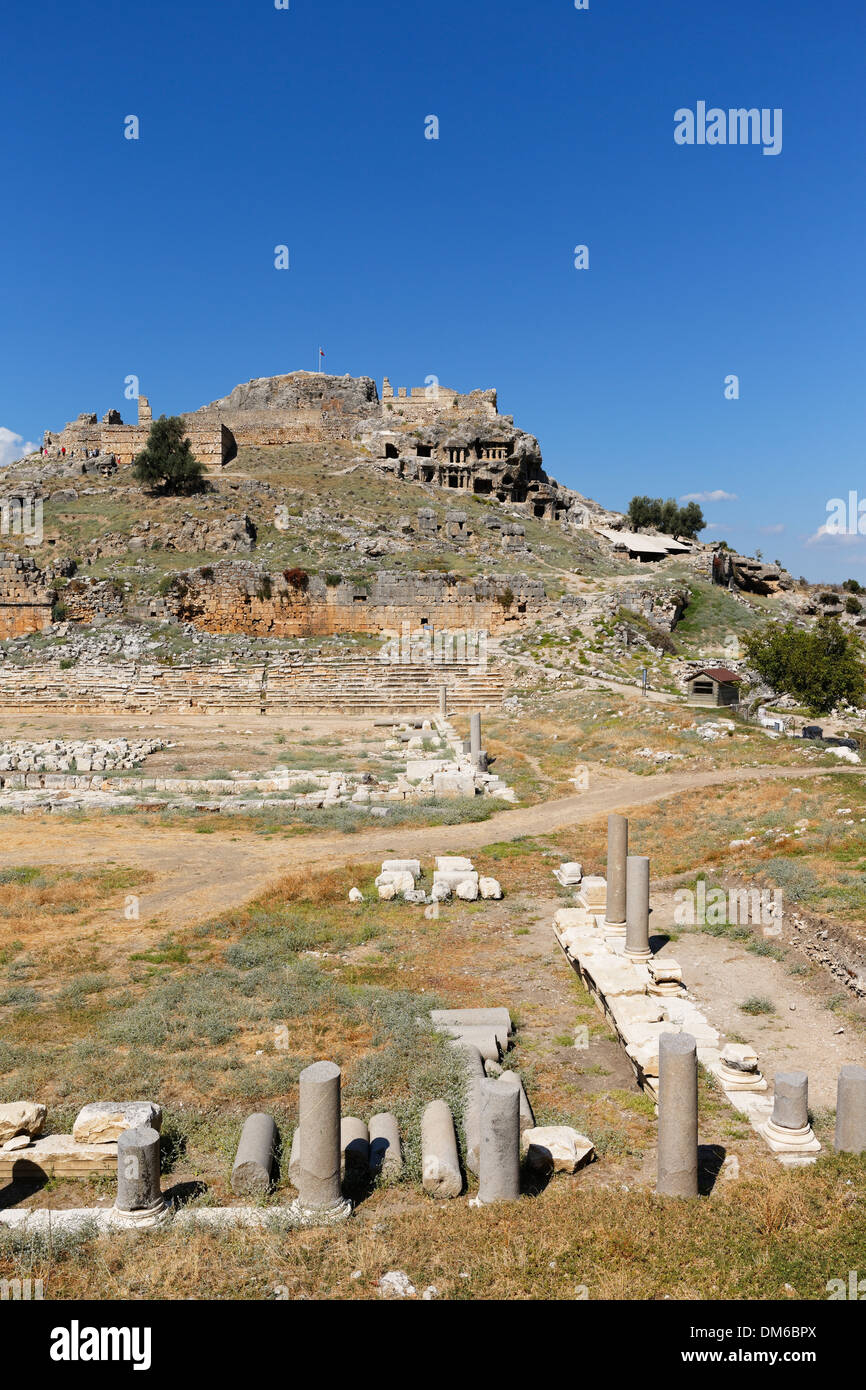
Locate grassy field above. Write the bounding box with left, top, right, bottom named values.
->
left=2, top=1157, right=862, bottom=1300
left=2, top=775, right=866, bottom=1299
left=472, top=690, right=850, bottom=803
left=17, top=443, right=634, bottom=598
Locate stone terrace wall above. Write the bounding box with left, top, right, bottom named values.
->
left=0, top=554, right=54, bottom=639
left=168, top=562, right=546, bottom=637
left=0, top=656, right=506, bottom=714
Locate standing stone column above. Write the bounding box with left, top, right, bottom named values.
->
left=603, top=814, right=628, bottom=931
left=112, top=1124, right=168, bottom=1227
left=773, top=1071, right=809, bottom=1130
left=450, top=1039, right=485, bottom=1174
left=291, top=1060, right=351, bottom=1223
left=478, top=1079, right=520, bottom=1203
left=469, top=711, right=485, bottom=769
left=624, top=855, right=651, bottom=961
left=657, top=1032, right=698, bottom=1198
left=440, top=684, right=448, bottom=719
left=760, top=1069, right=820, bottom=1155
left=835, top=1065, right=866, bottom=1154
left=470, top=712, right=481, bottom=756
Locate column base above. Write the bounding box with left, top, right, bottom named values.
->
left=602, top=919, right=627, bottom=935
left=108, top=1198, right=171, bottom=1230
left=759, top=1119, right=821, bottom=1154
left=624, top=945, right=652, bottom=961
left=288, top=1196, right=352, bottom=1228
left=718, top=1062, right=767, bottom=1091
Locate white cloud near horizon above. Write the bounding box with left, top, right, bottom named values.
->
left=0, top=427, right=39, bottom=470
left=805, top=523, right=864, bottom=546
left=679, top=489, right=738, bottom=504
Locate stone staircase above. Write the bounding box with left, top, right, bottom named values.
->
left=0, top=656, right=507, bottom=714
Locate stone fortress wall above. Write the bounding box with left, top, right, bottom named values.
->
left=380, top=377, right=499, bottom=420
left=166, top=563, right=545, bottom=639
left=43, top=396, right=233, bottom=469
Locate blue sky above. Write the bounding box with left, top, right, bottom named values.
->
left=2, top=0, right=864, bottom=581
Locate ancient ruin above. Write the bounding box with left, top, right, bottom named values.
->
left=43, top=370, right=590, bottom=518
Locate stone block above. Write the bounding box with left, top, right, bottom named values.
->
left=381, top=859, right=421, bottom=877
left=0, top=1134, right=118, bottom=1179
left=521, top=1125, right=594, bottom=1173
left=553, top=862, right=582, bottom=887
left=72, top=1101, right=162, bottom=1145
left=434, top=869, right=479, bottom=891
left=581, top=955, right=645, bottom=998
left=431, top=771, right=477, bottom=797
left=479, top=876, right=503, bottom=899
left=554, top=906, right=595, bottom=931
left=577, top=875, right=607, bottom=910
left=0, top=1102, right=46, bottom=1142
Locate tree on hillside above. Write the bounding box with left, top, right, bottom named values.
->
left=133, top=416, right=206, bottom=495
left=626, top=495, right=705, bottom=540
left=744, top=617, right=864, bottom=715
left=677, top=501, right=705, bottom=539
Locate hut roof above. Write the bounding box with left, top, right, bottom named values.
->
left=691, top=667, right=742, bottom=683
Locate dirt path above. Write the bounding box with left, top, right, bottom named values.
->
left=0, top=763, right=860, bottom=927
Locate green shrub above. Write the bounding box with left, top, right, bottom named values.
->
left=744, top=617, right=864, bottom=714
left=133, top=416, right=206, bottom=496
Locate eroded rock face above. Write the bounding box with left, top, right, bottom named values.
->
left=714, top=550, right=794, bottom=595
left=0, top=1101, right=47, bottom=1142
left=185, top=372, right=380, bottom=447
left=195, top=372, right=379, bottom=419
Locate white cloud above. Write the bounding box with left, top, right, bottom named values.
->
left=0, top=428, right=39, bottom=470
left=805, top=524, right=862, bottom=546
left=679, top=489, right=738, bottom=504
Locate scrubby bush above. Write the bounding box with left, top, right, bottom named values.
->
left=133, top=416, right=206, bottom=496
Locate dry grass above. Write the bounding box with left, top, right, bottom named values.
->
left=3, top=778, right=866, bottom=1299
left=2, top=1157, right=863, bottom=1300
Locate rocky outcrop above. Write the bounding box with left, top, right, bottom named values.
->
left=184, top=371, right=379, bottom=448
left=714, top=550, right=794, bottom=595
